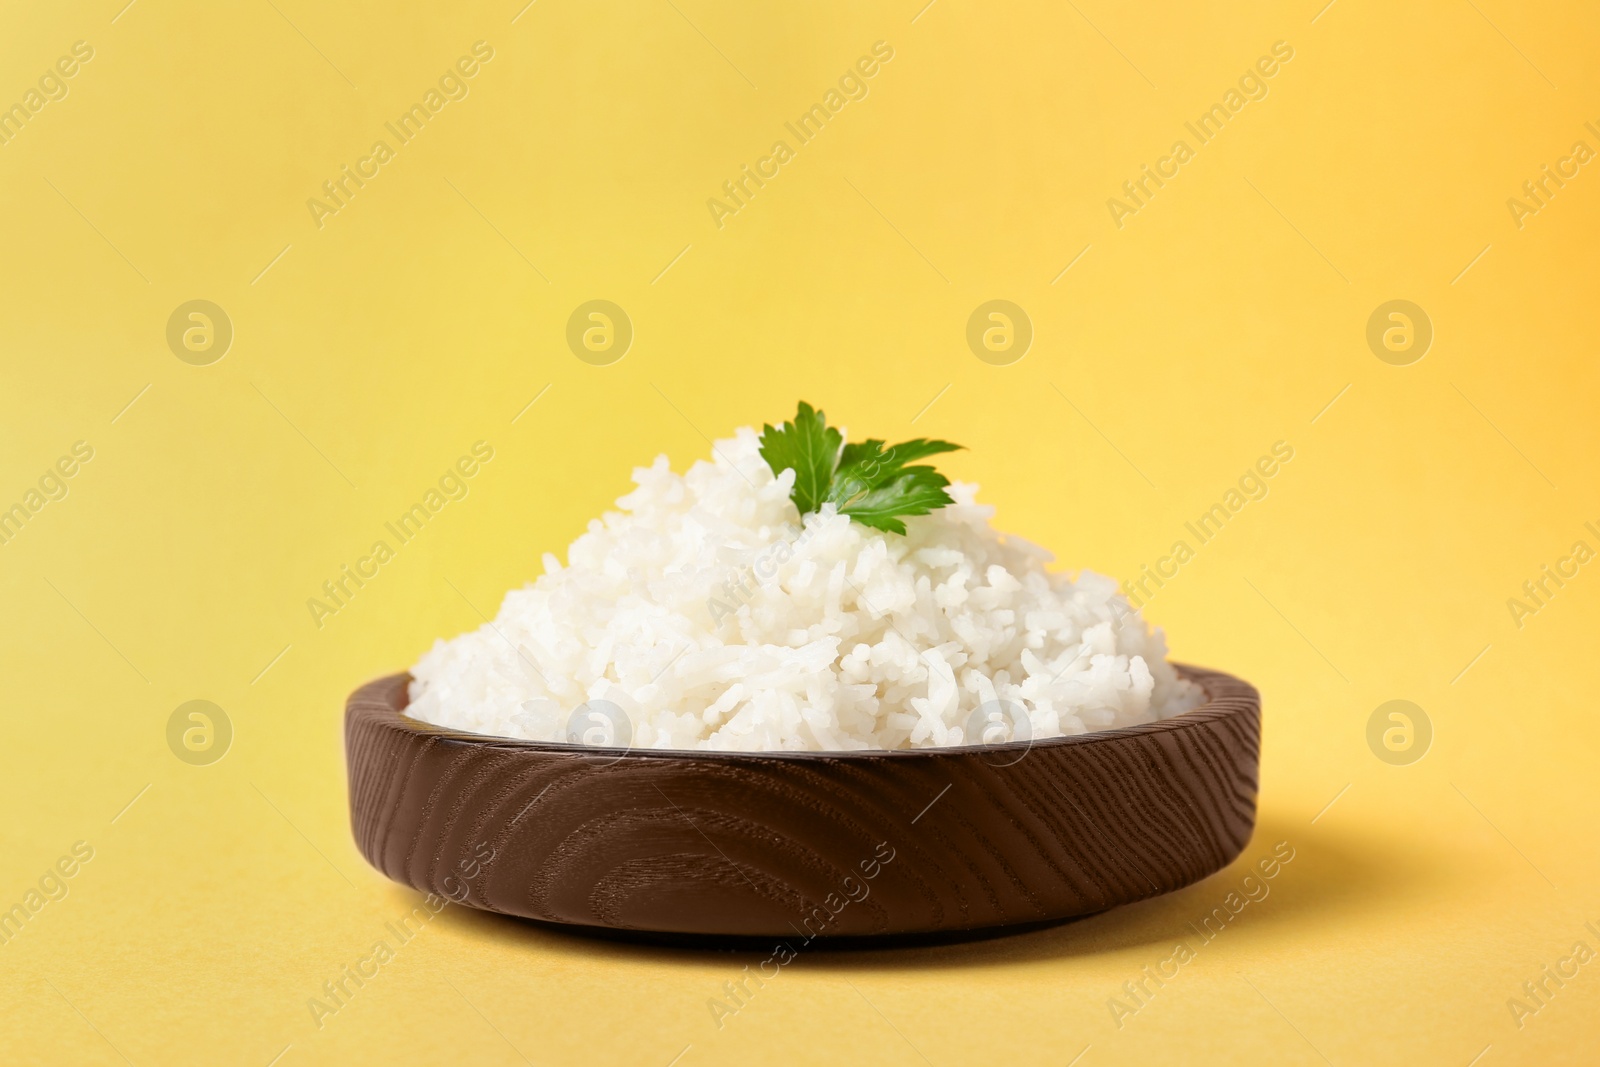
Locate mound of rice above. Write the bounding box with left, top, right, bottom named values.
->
left=406, top=426, right=1201, bottom=751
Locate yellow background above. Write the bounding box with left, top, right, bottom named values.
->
left=3, top=0, right=1597, bottom=1063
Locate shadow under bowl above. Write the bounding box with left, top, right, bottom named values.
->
left=345, top=664, right=1260, bottom=943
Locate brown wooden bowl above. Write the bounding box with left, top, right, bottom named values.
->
left=345, top=664, right=1259, bottom=942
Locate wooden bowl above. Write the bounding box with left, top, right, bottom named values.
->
left=345, top=664, right=1259, bottom=941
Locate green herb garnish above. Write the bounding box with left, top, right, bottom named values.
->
left=758, top=402, right=963, bottom=534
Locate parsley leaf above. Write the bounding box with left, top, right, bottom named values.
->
left=757, top=401, right=842, bottom=514
left=758, top=402, right=964, bottom=535
left=839, top=437, right=962, bottom=473
left=833, top=468, right=955, bottom=534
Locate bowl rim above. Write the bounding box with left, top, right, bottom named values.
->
left=352, top=661, right=1258, bottom=764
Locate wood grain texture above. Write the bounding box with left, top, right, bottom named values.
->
left=345, top=664, right=1260, bottom=940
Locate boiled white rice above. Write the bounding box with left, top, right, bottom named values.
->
left=406, top=426, right=1201, bottom=751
